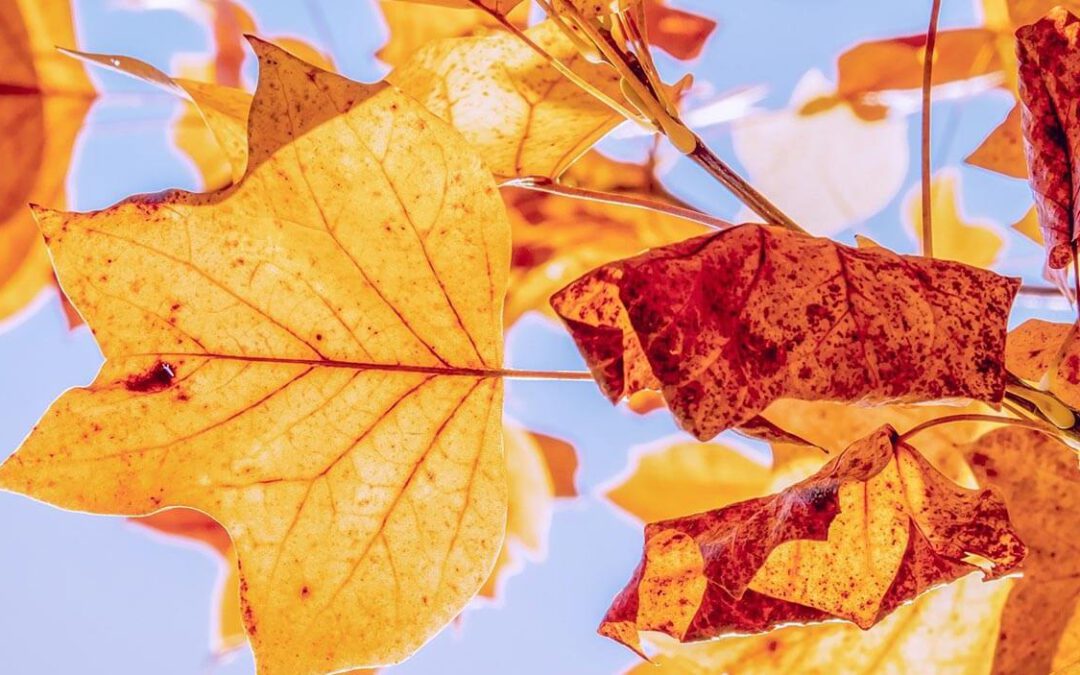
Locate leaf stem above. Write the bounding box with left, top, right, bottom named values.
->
left=687, top=137, right=808, bottom=234
left=897, top=413, right=1057, bottom=444
left=142, top=352, right=597, bottom=381
left=501, top=176, right=734, bottom=230
left=1020, top=284, right=1067, bottom=297
left=920, top=0, right=942, bottom=257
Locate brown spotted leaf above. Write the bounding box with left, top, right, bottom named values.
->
left=551, top=224, right=1020, bottom=441
left=1016, top=7, right=1080, bottom=270
left=599, top=425, right=1026, bottom=656
left=965, top=428, right=1080, bottom=675
left=0, top=40, right=510, bottom=674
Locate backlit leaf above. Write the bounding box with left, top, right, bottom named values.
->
left=642, top=0, right=716, bottom=61
left=0, top=40, right=511, bottom=674
left=905, top=171, right=1005, bottom=270
left=731, top=71, right=908, bottom=236
left=479, top=424, right=578, bottom=599
left=630, top=575, right=1011, bottom=675
left=504, top=178, right=707, bottom=326
left=599, top=426, right=1025, bottom=656
left=967, top=103, right=1028, bottom=179
left=965, top=428, right=1080, bottom=674
left=377, top=0, right=529, bottom=68
left=389, top=21, right=626, bottom=178
left=1006, top=319, right=1080, bottom=408
left=551, top=224, right=1020, bottom=440
left=1016, top=7, right=1080, bottom=270
left=0, top=0, right=92, bottom=326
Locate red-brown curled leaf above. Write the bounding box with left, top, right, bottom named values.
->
left=551, top=225, right=1020, bottom=440
left=1016, top=7, right=1080, bottom=269
left=599, top=425, right=1026, bottom=656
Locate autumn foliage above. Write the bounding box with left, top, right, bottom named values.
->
left=2, top=1, right=1080, bottom=674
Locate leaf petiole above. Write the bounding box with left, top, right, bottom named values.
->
left=500, top=176, right=735, bottom=230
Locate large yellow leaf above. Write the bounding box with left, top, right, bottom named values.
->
left=0, top=0, right=92, bottom=324
left=389, top=21, right=626, bottom=178
left=0, top=39, right=511, bottom=675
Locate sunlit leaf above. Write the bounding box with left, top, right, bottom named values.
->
left=1016, top=7, right=1080, bottom=270
left=0, top=40, right=511, bottom=673
left=630, top=575, right=1011, bottom=675
left=377, top=0, right=529, bottom=68
left=389, top=21, right=626, bottom=178
left=552, top=224, right=1019, bottom=440
left=731, top=71, right=908, bottom=236
left=599, top=425, right=1024, bottom=656
left=967, top=102, right=1028, bottom=179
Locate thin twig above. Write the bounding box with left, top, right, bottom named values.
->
left=1020, top=284, right=1066, bottom=297
left=897, top=413, right=1057, bottom=444
left=687, top=137, right=808, bottom=234
left=920, top=0, right=942, bottom=257
left=502, top=176, right=735, bottom=230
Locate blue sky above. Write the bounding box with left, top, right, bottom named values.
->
left=0, top=1, right=1074, bottom=674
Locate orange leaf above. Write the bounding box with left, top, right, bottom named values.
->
left=967, top=102, right=1028, bottom=179
left=0, top=0, right=92, bottom=325
left=833, top=28, right=1000, bottom=109
left=551, top=225, right=1020, bottom=440
left=965, top=428, right=1080, bottom=674
left=599, top=425, right=1025, bottom=656
left=0, top=40, right=510, bottom=673
left=377, top=0, right=529, bottom=68
left=1016, top=7, right=1080, bottom=270
left=905, top=171, right=1005, bottom=270
left=642, top=0, right=716, bottom=61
